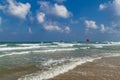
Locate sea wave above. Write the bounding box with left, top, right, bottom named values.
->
left=80, top=47, right=90, bottom=49
left=0, top=48, right=77, bottom=58
left=0, top=44, right=7, bottom=47
left=41, top=58, right=67, bottom=66
left=32, top=48, right=78, bottom=53
left=52, top=42, right=75, bottom=47
left=0, top=51, right=30, bottom=58
left=18, top=57, right=101, bottom=80
left=17, top=52, right=120, bottom=80
left=16, top=44, right=41, bottom=47
left=0, top=46, right=43, bottom=51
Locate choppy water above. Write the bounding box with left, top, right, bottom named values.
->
left=0, top=42, right=120, bottom=80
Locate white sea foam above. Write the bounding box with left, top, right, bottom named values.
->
left=0, top=48, right=77, bottom=58
left=80, top=47, right=90, bottom=49
left=0, top=44, right=7, bottom=47
left=18, top=57, right=101, bottom=80
left=18, top=52, right=120, bottom=80
left=95, top=42, right=120, bottom=47
left=0, top=46, right=43, bottom=51
left=17, top=44, right=41, bottom=47
left=79, top=42, right=120, bottom=48
left=33, top=48, right=78, bottom=53
left=0, top=51, right=30, bottom=58
left=17, top=42, right=76, bottom=48
left=53, top=42, right=75, bottom=47
left=105, top=41, right=120, bottom=45
left=42, top=59, right=66, bottom=66
left=93, top=45, right=104, bottom=48
left=103, top=53, right=120, bottom=58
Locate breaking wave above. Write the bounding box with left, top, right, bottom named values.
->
left=18, top=57, right=101, bottom=80
left=0, top=48, right=77, bottom=58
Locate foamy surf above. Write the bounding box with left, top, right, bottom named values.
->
left=0, top=51, right=30, bottom=58
left=0, top=46, right=41, bottom=51
left=33, top=48, right=78, bottom=53
left=0, top=44, right=7, bottom=47
left=0, top=48, right=77, bottom=58
left=18, top=52, right=120, bottom=80
left=1, top=42, right=120, bottom=80
left=18, top=57, right=101, bottom=80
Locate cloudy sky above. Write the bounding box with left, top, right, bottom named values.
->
left=0, top=0, right=120, bottom=42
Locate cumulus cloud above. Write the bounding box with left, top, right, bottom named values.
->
left=105, top=27, right=118, bottom=34
left=113, top=0, right=120, bottom=16
left=105, top=22, right=120, bottom=34
left=99, top=1, right=112, bottom=11
left=99, top=23, right=120, bottom=34
left=100, top=24, right=106, bottom=33
left=84, top=20, right=108, bottom=33
left=0, top=0, right=31, bottom=19
left=99, top=0, right=120, bottom=16
left=37, top=12, right=45, bottom=23
left=43, top=22, right=71, bottom=33
left=99, top=0, right=120, bottom=34
left=44, top=24, right=63, bottom=32
left=53, top=4, right=70, bottom=18
left=39, top=1, right=71, bottom=18
left=64, top=26, right=70, bottom=33
left=37, top=1, right=71, bottom=33
left=99, top=4, right=107, bottom=10
left=85, top=20, right=98, bottom=29
left=8, top=0, right=31, bottom=19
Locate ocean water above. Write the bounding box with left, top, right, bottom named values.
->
left=0, top=42, right=120, bottom=80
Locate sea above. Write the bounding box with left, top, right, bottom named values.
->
left=0, top=41, right=120, bottom=80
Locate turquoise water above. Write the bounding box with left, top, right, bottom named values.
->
left=0, top=42, right=120, bottom=80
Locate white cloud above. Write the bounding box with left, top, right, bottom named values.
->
left=105, top=22, right=120, bottom=34
left=106, top=27, right=118, bottom=34
left=99, top=0, right=120, bottom=34
left=44, top=24, right=63, bottom=32
left=100, top=24, right=106, bottom=33
left=43, top=22, right=71, bottom=33
left=64, top=26, right=70, bottom=33
left=37, top=12, right=45, bottom=23
left=99, top=0, right=120, bottom=16
left=85, top=20, right=98, bottom=29
left=53, top=4, right=70, bottom=18
left=99, top=4, right=107, bottom=10
left=0, top=0, right=31, bottom=19
left=39, top=1, right=71, bottom=18
left=113, top=0, right=120, bottom=16
left=99, top=23, right=119, bottom=34
left=0, top=17, right=2, bottom=25
left=8, top=0, right=31, bottom=19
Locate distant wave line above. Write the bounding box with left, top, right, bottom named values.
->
left=0, top=48, right=78, bottom=58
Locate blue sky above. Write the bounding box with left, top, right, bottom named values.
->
left=0, top=0, right=120, bottom=42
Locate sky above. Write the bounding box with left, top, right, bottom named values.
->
left=0, top=0, right=120, bottom=42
